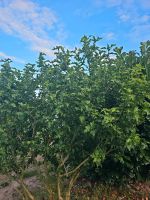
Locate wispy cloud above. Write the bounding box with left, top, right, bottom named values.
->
left=103, top=32, right=116, bottom=40
left=93, top=0, right=150, bottom=9
left=0, top=0, right=66, bottom=56
left=118, top=13, right=130, bottom=22
left=116, top=1, right=150, bottom=42
left=92, top=0, right=150, bottom=42
left=129, top=24, right=150, bottom=42
left=74, top=8, right=94, bottom=18
left=92, top=0, right=126, bottom=8
left=139, top=0, right=150, bottom=9
left=0, top=51, right=25, bottom=64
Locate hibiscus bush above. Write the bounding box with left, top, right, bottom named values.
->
left=0, top=36, right=149, bottom=192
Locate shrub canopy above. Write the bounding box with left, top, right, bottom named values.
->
left=0, top=36, right=150, bottom=182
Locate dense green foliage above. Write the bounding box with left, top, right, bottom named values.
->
left=0, top=36, right=150, bottom=184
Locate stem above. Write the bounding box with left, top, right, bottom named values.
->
left=60, top=156, right=89, bottom=177
left=57, top=173, right=63, bottom=200
left=18, top=179, right=35, bottom=200
left=65, top=171, right=80, bottom=200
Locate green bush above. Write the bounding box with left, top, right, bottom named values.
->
left=0, top=36, right=150, bottom=186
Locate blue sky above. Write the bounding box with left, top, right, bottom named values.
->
left=0, top=0, right=150, bottom=67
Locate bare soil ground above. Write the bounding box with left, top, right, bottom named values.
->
left=0, top=175, right=40, bottom=200
left=0, top=174, right=150, bottom=200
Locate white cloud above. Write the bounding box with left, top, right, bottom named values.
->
left=103, top=32, right=116, bottom=40
left=74, top=8, right=95, bottom=18
left=130, top=24, right=150, bottom=42
left=118, top=8, right=150, bottom=24
left=0, top=51, right=25, bottom=64
left=92, top=0, right=150, bottom=43
left=140, top=15, right=150, bottom=23
left=114, top=0, right=150, bottom=42
left=0, top=0, right=65, bottom=56
left=139, top=0, right=150, bottom=9
left=92, top=0, right=130, bottom=8
left=107, top=0, right=123, bottom=7
left=118, top=13, right=130, bottom=22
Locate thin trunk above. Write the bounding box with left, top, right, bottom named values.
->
left=65, top=171, right=80, bottom=200
left=57, top=173, right=63, bottom=200
left=18, top=179, right=35, bottom=200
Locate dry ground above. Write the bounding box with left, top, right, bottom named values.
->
left=0, top=174, right=150, bottom=200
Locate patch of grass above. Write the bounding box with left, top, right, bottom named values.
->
left=0, top=175, right=10, bottom=189
left=0, top=180, right=9, bottom=188
left=23, top=168, right=38, bottom=179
